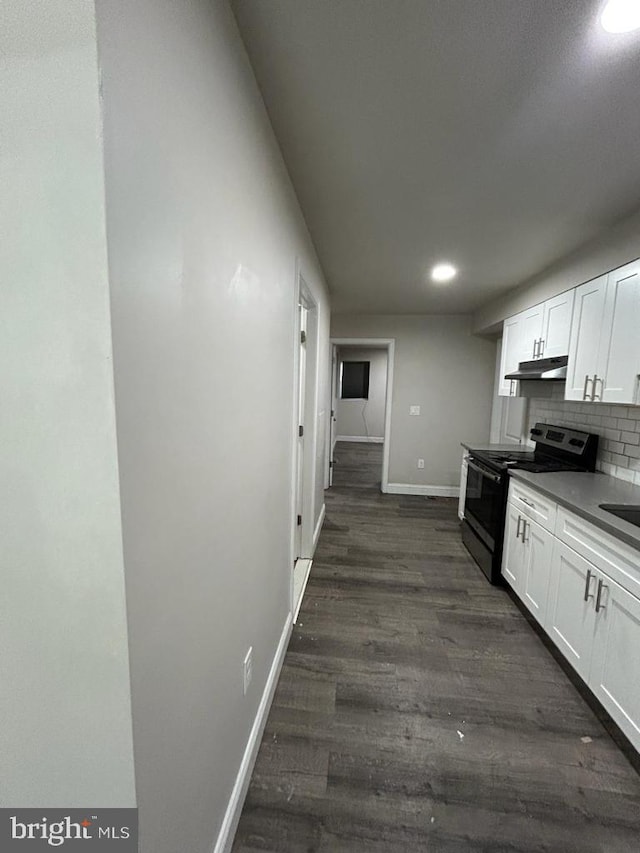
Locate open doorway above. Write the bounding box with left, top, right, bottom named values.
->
left=328, top=338, right=394, bottom=492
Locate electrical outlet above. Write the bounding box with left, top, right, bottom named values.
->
left=418, top=458, right=425, bottom=469
left=243, top=647, right=253, bottom=695
left=409, top=405, right=421, bottom=416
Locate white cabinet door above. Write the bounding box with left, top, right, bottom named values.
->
left=499, top=396, right=527, bottom=445
left=458, top=452, right=468, bottom=521
left=598, top=260, right=640, bottom=404
left=546, top=541, right=596, bottom=681
left=519, top=305, right=544, bottom=363
left=502, top=503, right=526, bottom=594
left=540, top=289, right=574, bottom=359
left=565, top=275, right=607, bottom=401
left=521, top=518, right=554, bottom=627
left=590, top=572, right=640, bottom=752
left=499, top=315, right=522, bottom=396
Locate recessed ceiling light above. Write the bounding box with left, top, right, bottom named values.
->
left=430, top=263, right=457, bottom=283
left=601, top=0, right=640, bottom=33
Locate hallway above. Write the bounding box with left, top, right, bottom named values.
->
left=232, top=468, right=640, bottom=852
left=331, top=440, right=383, bottom=490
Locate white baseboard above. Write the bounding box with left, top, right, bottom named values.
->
left=335, top=435, right=384, bottom=443
left=385, top=483, right=459, bottom=497
left=312, top=503, right=326, bottom=551
left=293, top=559, right=312, bottom=623
left=213, top=612, right=292, bottom=853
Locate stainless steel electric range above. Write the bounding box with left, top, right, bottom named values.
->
left=461, top=423, right=599, bottom=584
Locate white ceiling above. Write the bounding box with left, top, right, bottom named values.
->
left=231, top=0, right=640, bottom=314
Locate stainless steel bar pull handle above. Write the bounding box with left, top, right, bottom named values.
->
left=595, top=578, right=608, bottom=612
left=532, top=339, right=537, bottom=358
left=516, top=515, right=522, bottom=539
left=539, top=339, right=544, bottom=357
left=583, top=375, right=592, bottom=400
left=522, top=520, right=529, bottom=543
left=584, top=569, right=594, bottom=601
left=591, top=375, right=600, bottom=401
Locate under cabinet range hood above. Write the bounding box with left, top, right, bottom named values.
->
left=505, top=355, right=568, bottom=381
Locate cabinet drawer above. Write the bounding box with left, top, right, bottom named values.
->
left=509, top=480, right=557, bottom=532
left=555, top=506, right=640, bottom=600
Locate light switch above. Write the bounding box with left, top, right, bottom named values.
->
left=409, top=405, right=421, bottom=416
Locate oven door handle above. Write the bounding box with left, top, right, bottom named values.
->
left=467, top=459, right=502, bottom=484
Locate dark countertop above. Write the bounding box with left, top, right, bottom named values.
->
left=509, top=469, right=640, bottom=552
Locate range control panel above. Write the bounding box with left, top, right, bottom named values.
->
left=530, top=422, right=597, bottom=460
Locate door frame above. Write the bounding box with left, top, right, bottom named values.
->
left=328, top=337, right=395, bottom=492
left=290, top=264, right=320, bottom=615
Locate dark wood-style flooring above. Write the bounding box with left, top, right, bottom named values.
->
left=232, top=442, right=640, bottom=852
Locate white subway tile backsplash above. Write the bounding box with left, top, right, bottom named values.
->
left=615, top=468, right=636, bottom=483
left=621, top=431, right=640, bottom=445
left=528, top=393, right=640, bottom=484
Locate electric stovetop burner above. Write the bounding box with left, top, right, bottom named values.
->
left=481, top=449, right=586, bottom=474
left=474, top=424, right=599, bottom=475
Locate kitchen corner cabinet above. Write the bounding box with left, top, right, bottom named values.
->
left=566, top=260, right=640, bottom=404
left=503, top=481, right=640, bottom=753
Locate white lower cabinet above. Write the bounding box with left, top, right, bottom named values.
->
left=590, top=574, right=640, bottom=750
left=502, top=501, right=553, bottom=624
left=502, top=502, right=526, bottom=593
left=546, top=541, right=597, bottom=682
left=503, top=483, right=640, bottom=753
left=523, top=517, right=554, bottom=626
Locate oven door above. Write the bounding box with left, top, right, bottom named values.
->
left=464, top=458, right=505, bottom=551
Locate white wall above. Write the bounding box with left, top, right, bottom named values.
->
left=474, top=209, right=640, bottom=333
left=331, top=316, right=495, bottom=490
left=337, top=347, right=388, bottom=439
left=95, top=1, right=330, bottom=851
left=0, top=0, right=136, bottom=805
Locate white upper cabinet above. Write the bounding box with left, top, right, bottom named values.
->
left=565, top=275, right=608, bottom=401
left=498, top=290, right=574, bottom=397
left=598, top=260, right=640, bottom=404
left=498, top=314, right=522, bottom=396
left=519, top=304, right=544, bottom=363
left=539, top=289, right=575, bottom=359
left=566, top=261, right=640, bottom=404
left=499, top=258, right=640, bottom=404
